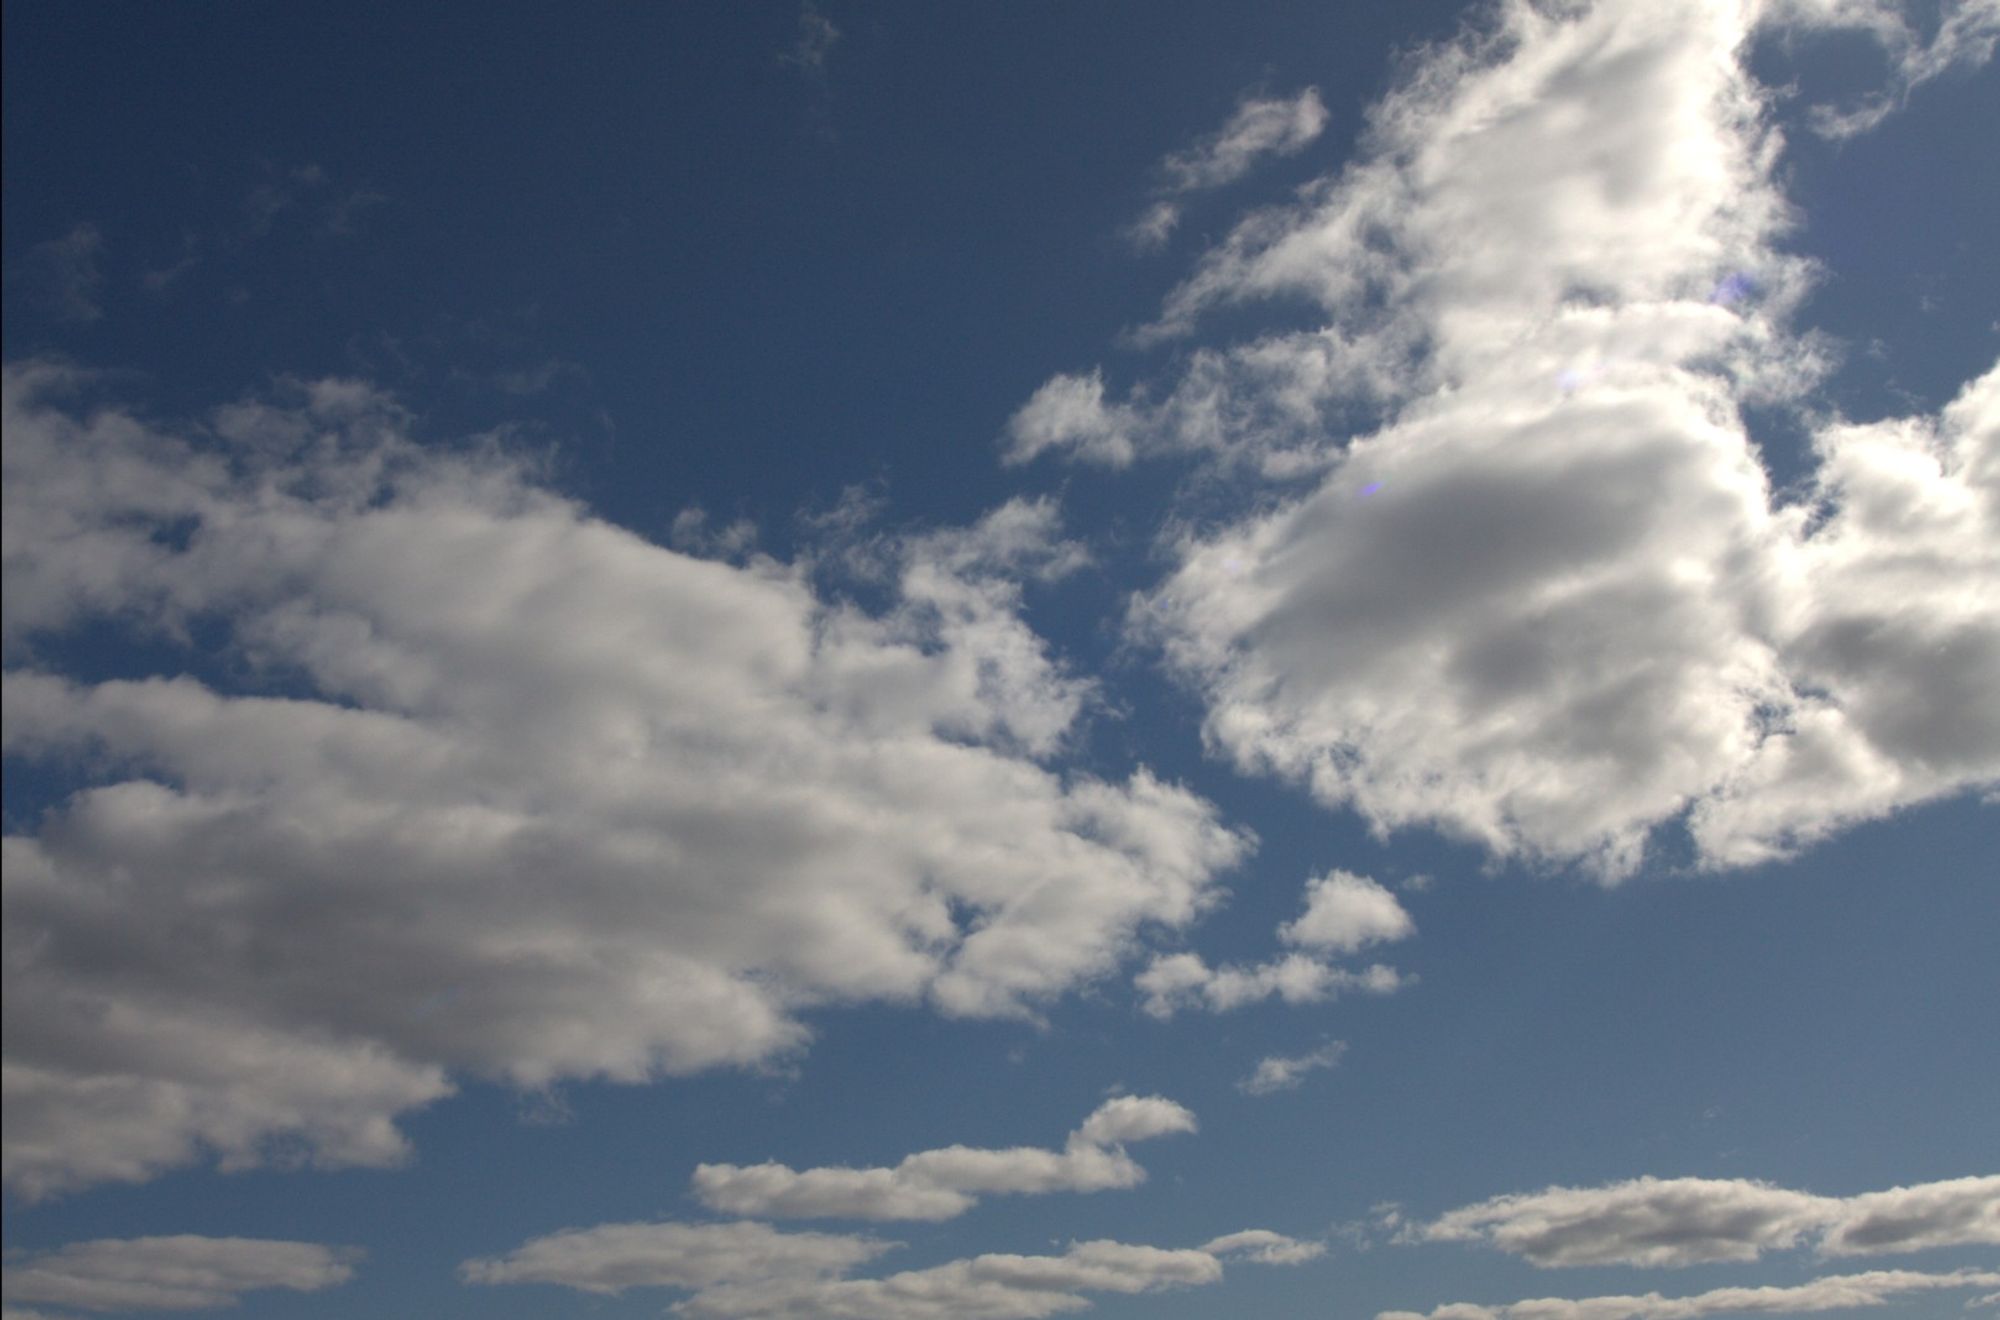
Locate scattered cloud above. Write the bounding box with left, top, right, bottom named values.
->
left=466, top=1221, right=1320, bottom=1319
left=1417, top=1174, right=2000, bottom=1268
left=10, top=224, right=104, bottom=324
left=1237, top=1039, right=1346, bottom=1096
left=691, top=1094, right=1195, bottom=1221
left=1136, top=952, right=1404, bottom=1018
left=1377, top=1267, right=2000, bottom=1320
left=1127, top=88, right=1330, bottom=250
left=1137, top=868, right=1412, bottom=1017
left=1015, top=0, right=2000, bottom=877
left=0, top=363, right=1248, bottom=1198
left=0, top=1236, right=358, bottom=1312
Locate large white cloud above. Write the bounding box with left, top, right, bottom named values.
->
left=691, top=1095, right=1196, bottom=1221
left=1418, top=1174, right=2000, bottom=1268
left=0, top=363, right=1248, bottom=1198
left=1377, top=1267, right=2000, bottom=1320
left=1013, top=0, right=2000, bottom=875
left=0, top=1236, right=357, bottom=1312
left=465, top=1221, right=1321, bottom=1319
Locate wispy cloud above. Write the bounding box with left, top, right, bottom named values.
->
left=1238, top=1040, right=1346, bottom=1096
left=780, top=1, right=840, bottom=76
left=1126, top=88, right=1329, bottom=251
left=10, top=223, right=104, bottom=323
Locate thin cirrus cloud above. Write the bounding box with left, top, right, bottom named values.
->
left=1136, top=868, right=1413, bottom=1017
left=1415, top=1174, right=2000, bottom=1268
left=1237, top=1039, right=1346, bottom=1096
left=1126, top=87, right=1330, bottom=251
left=0, top=1236, right=358, bottom=1313
left=1377, top=1267, right=2000, bottom=1320
left=692, top=1094, right=1196, bottom=1221
left=463, top=1219, right=1320, bottom=1319
left=1010, top=0, right=2000, bottom=878
left=0, top=362, right=1250, bottom=1199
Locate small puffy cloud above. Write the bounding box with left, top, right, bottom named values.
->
left=1136, top=952, right=1404, bottom=1019
left=1377, top=1267, right=2000, bottom=1320
left=1417, top=1174, right=2000, bottom=1268
left=780, top=1, right=840, bottom=74
left=469, top=1223, right=1316, bottom=1319
left=1279, top=870, right=1414, bottom=953
left=1, top=1236, right=357, bottom=1312
left=0, top=363, right=1247, bottom=1198
left=1237, top=1040, right=1346, bottom=1096
left=691, top=1095, right=1195, bottom=1221
left=1138, top=867, right=1412, bottom=1018
left=1003, top=371, right=1140, bottom=468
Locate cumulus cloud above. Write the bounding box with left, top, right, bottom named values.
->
left=691, top=1095, right=1195, bottom=1221
left=1137, top=867, right=1411, bottom=1017
left=1127, top=88, right=1330, bottom=250
left=1, top=1236, right=357, bottom=1312
left=1237, top=1039, right=1346, bottom=1096
left=1377, top=1267, right=2000, bottom=1320
left=467, top=1222, right=1319, bottom=1319
left=1418, top=1174, right=2000, bottom=1268
left=1015, top=0, right=2000, bottom=876
left=0, top=362, right=1248, bottom=1198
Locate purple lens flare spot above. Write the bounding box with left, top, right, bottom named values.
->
left=1360, top=481, right=1385, bottom=497
left=1709, top=271, right=1754, bottom=305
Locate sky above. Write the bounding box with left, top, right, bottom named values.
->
left=2, top=1, right=1996, bottom=1317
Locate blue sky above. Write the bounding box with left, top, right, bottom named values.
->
left=3, top=2, right=1996, bottom=1318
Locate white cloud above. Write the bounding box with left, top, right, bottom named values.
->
left=1377, top=1267, right=2000, bottom=1320
left=460, top=1221, right=893, bottom=1294
left=1136, top=951, right=1405, bottom=1018
left=1768, top=0, right=2000, bottom=138
left=1280, top=870, right=1414, bottom=952
left=1237, top=1039, right=1346, bottom=1096
left=1418, top=1174, right=2000, bottom=1268
left=1137, top=866, right=1412, bottom=1017
left=0, top=363, right=1248, bottom=1198
left=1017, top=0, right=2000, bottom=876
left=1, top=1236, right=357, bottom=1312
left=467, top=1223, right=1319, bottom=1320
left=1125, top=88, right=1330, bottom=250
left=691, top=1095, right=1195, bottom=1221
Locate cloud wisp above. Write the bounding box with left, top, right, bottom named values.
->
left=0, top=364, right=1249, bottom=1198
left=1127, top=88, right=1329, bottom=251
left=1416, top=1174, right=2000, bottom=1268
left=690, top=1095, right=1196, bottom=1222
left=1237, top=1039, right=1346, bottom=1096
left=1011, top=0, right=2000, bottom=878
left=0, top=1236, right=358, bottom=1313
left=464, top=1220, right=1320, bottom=1319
